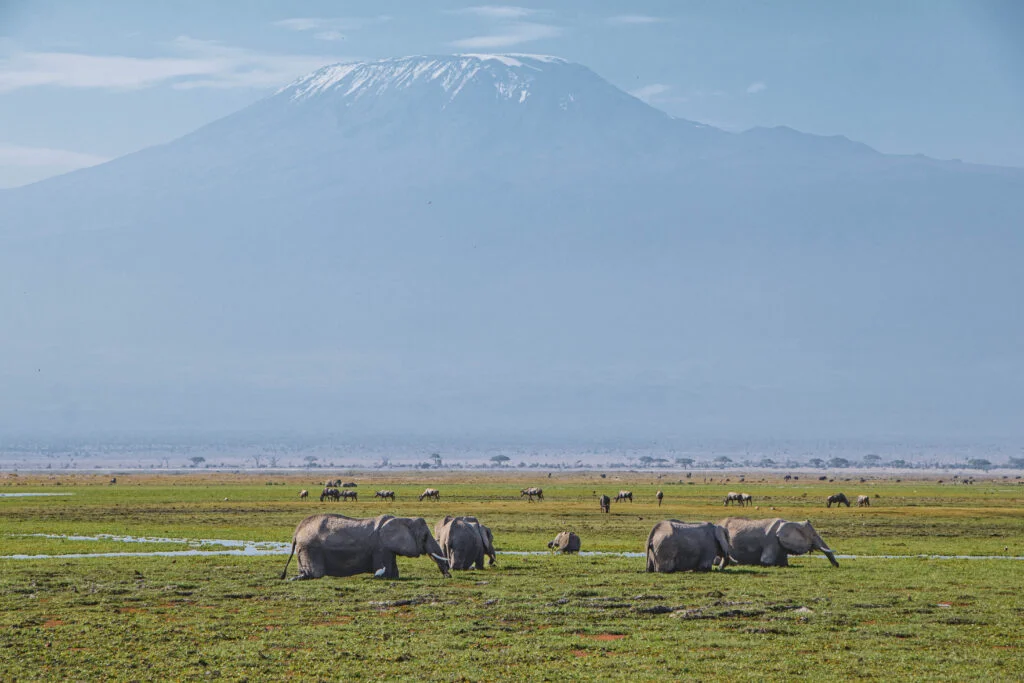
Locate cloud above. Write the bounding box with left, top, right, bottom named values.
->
left=606, top=15, right=665, bottom=26
left=0, top=143, right=110, bottom=169
left=0, top=37, right=343, bottom=92
left=630, top=83, right=672, bottom=102
left=746, top=81, right=767, bottom=94
left=274, top=16, right=391, bottom=40
left=450, top=22, right=561, bottom=49
left=456, top=6, right=538, bottom=20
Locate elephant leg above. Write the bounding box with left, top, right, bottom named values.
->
left=760, top=545, right=787, bottom=567
left=296, top=548, right=326, bottom=579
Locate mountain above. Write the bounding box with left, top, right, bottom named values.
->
left=1, top=54, right=1023, bottom=441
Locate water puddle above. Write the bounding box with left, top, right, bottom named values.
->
left=2, top=534, right=1022, bottom=561
left=0, top=493, right=73, bottom=498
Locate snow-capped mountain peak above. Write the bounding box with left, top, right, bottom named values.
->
left=279, top=54, right=603, bottom=109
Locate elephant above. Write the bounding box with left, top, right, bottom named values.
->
left=419, top=488, right=440, bottom=501
left=299, top=489, right=308, bottom=500
left=857, top=495, right=870, bottom=507
left=826, top=493, right=850, bottom=508
left=520, top=487, right=544, bottom=501
left=723, top=492, right=744, bottom=506
left=375, top=490, right=396, bottom=501
left=718, top=517, right=839, bottom=568
left=656, top=490, right=663, bottom=506
left=614, top=491, right=633, bottom=503
left=434, top=516, right=496, bottom=570
left=280, top=513, right=451, bottom=580
left=599, top=494, right=610, bottom=513
left=646, top=520, right=731, bottom=572
left=547, top=531, right=580, bottom=553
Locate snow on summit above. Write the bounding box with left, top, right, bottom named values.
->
left=281, top=54, right=578, bottom=105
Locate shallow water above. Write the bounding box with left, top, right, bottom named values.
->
left=3, top=534, right=1023, bottom=561
left=0, top=493, right=73, bottom=498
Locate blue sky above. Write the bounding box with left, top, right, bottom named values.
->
left=1, top=0, right=1021, bottom=188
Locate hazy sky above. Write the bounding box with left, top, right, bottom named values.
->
left=0, top=0, right=1022, bottom=188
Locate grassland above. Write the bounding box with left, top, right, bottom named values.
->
left=1, top=471, right=1022, bottom=681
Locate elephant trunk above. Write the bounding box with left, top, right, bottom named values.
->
left=815, top=540, right=839, bottom=567
left=425, top=536, right=451, bottom=577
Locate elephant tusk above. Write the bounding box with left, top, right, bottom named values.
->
left=431, top=553, right=449, bottom=564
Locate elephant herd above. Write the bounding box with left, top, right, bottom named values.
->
left=280, top=510, right=840, bottom=580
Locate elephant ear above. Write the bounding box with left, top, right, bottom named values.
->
left=777, top=522, right=813, bottom=555
left=380, top=518, right=422, bottom=557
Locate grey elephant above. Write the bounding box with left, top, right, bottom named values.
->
left=547, top=531, right=581, bottom=553
left=718, top=517, right=839, bottom=567
left=434, top=515, right=496, bottom=570
left=280, top=513, right=451, bottom=580
left=645, top=520, right=731, bottom=573
left=826, top=493, right=850, bottom=508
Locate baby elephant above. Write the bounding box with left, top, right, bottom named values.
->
left=857, top=495, right=870, bottom=507
left=547, top=531, right=581, bottom=553
left=646, top=520, right=731, bottom=572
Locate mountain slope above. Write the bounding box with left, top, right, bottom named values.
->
left=1, top=54, right=1022, bottom=439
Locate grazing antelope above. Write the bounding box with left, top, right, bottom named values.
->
left=857, top=495, right=870, bottom=507
left=520, top=487, right=544, bottom=502
left=599, top=494, right=611, bottom=513
left=320, top=487, right=341, bottom=502
left=299, top=489, right=308, bottom=500
left=614, top=490, right=633, bottom=503
left=340, top=490, right=357, bottom=502
left=419, top=488, right=440, bottom=502
left=656, top=490, right=663, bottom=507
left=723, top=492, right=744, bottom=506
left=826, top=493, right=851, bottom=508
left=374, top=490, right=395, bottom=501
left=740, top=493, right=753, bottom=506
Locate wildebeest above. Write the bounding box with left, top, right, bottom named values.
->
left=109, top=477, right=117, bottom=485
left=520, top=487, right=544, bottom=502
left=614, top=491, right=633, bottom=503
left=419, top=488, right=440, bottom=502
left=857, top=495, right=870, bottom=507
left=826, top=493, right=851, bottom=508
left=656, top=490, right=664, bottom=507
left=325, top=479, right=340, bottom=487
left=723, top=492, right=744, bottom=506
left=740, top=493, right=753, bottom=506
left=340, top=490, right=358, bottom=502
left=599, top=494, right=611, bottom=513
left=375, top=490, right=396, bottom=501
left=341, top=482, right=358, bottom=488
left=299, top=489, right=308, bottom=500
left=320, top=487, right=341, bottom=502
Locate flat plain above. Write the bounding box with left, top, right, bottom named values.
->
left=1, top=471, right=1022, bottom=681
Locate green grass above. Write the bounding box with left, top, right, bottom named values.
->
left=1, top=472, right=1023, bottom=680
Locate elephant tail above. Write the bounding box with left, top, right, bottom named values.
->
left=280, top=538, right=296, bottom=580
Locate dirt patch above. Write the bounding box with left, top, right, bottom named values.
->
left=42, top=619, right=64, bottom=628
left=572, top=650, right=588, bottom=658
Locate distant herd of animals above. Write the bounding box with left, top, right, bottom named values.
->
left=302, top=482, right=871, bottom=511
left=279, top=480, right=868, bottom=580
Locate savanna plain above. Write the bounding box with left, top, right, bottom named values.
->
left=1, top=471, right=1022, bottom=681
